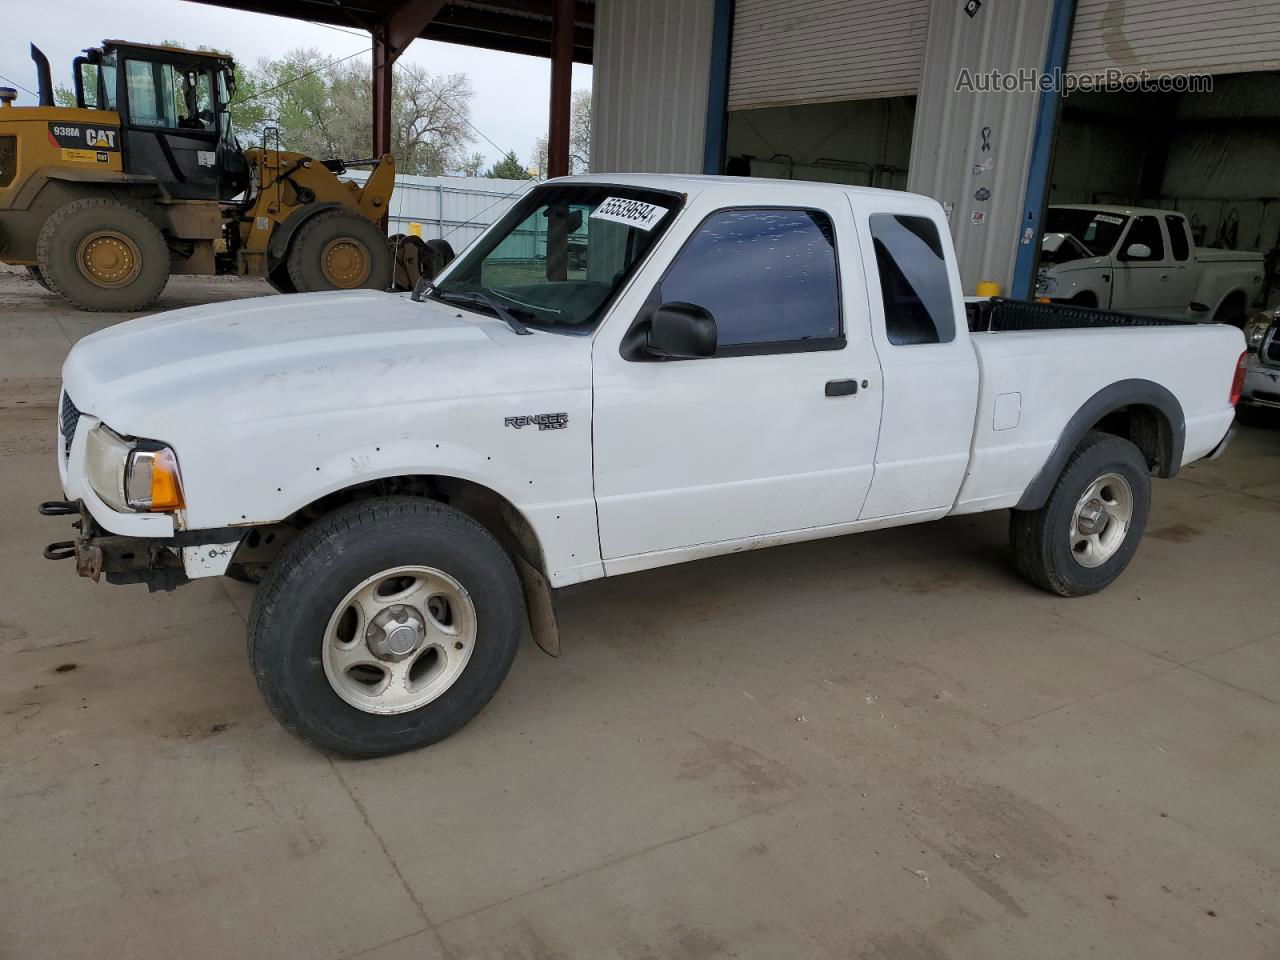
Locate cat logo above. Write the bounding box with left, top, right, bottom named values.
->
left=85, top=128, right=117, bottom=149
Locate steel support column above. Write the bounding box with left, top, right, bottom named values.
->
left=547, top=0, right=574, bottom=178
left=1010, top=0, right=1078, bottom=299
left=371, top=0, right=449, bottom=157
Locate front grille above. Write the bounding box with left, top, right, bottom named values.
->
left=60, top=391, right=81, bottom=459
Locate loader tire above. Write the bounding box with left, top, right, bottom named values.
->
left=285, top=210, right=392, bottom=293
left=25, top=265, right=51, bottom=291
left=1010, top=431, right=1151, bottom=597
left=248, top=496, right=523, bottom=757
left=36, top=198, right=169, bottom=312
left=265, top=262, right=297, bottom=294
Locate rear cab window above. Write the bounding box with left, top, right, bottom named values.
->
left=1165, top=215, right=1190, bottom=261
left=868, top=213, right=954, bottom=345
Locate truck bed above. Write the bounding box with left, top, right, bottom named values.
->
left=965, top=298, right=1197, bottom=333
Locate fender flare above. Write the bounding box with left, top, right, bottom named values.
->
left=266, top=202, right=344, bottom=264
left=1015, top=378, right=1185, bottom=511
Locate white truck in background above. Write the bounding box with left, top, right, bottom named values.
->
left=1037, top=204, right=1264, bottom=325
left=41, top=175, right=1245, bottom=757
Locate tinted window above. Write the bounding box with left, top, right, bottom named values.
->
left=658, top=208, right=841, bottom=349
left=1165, top=215, right=1190, bottom=261
left=869, top=214, right=954, bottom=345
left=1123, top=216, right=1164, bottom=260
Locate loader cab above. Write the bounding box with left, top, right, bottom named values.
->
left=83, top=41, right=249, bottom=202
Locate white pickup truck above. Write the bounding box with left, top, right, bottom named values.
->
left=42, top=175, right=1245, bottom=757
left=1036, top=204, right=1264, bottom=325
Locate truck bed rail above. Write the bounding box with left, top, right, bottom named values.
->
left=967, top=298, right=1199, bottom=334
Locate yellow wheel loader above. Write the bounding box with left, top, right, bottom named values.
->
left=0, top=41, right=409, bottom=311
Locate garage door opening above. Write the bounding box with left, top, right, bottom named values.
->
left=1042, top=71, right=1278, bottom=322
left=723, top=96, right=914, bottom=188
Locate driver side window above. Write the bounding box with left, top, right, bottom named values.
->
left=655, top=207, right=843, bottom=354
left=1122, top=216, right=1165, bottom=261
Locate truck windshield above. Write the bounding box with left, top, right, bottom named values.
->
left=1044, top=208, right=1129, bottom=257
left=432, top=184, right=682, bottom=334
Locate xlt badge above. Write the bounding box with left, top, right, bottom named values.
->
left=505, top=413, right=568, bottom=431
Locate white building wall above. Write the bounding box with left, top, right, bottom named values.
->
left=345, top=172, right=534, bottom=251
left=591, top=0, right=716, bottom=174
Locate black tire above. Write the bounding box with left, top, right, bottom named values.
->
left=248, top=496, right=523, bottom=757
left=1212, top=294, right=1247, bottom=328
left=423, top=238, right=455, bottom=280
left=1010, top=431, right=1151, bottom=597
left=265, top=261, right=297, bottom=294
left=1068, top=292, right=1098, bottom=309
left=36, top=197, right=169, bottom=312
left=285, top=210, right=392, bottom=293
left=25, top=265, right=51, bottom=290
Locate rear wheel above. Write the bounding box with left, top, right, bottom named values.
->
left=248, top=497, right=523, bottom=757
left=1212, top=293, right=1247, bottom=328
left=36, top=198, right=170, bottom=312
left=286, top=210, right=392, bottom=293
left=1010, top=431, right=1151, bottom=596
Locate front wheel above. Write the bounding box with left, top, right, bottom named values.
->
left=1010, top=431, right=1151, bottom=596
left=248, top=497, right=523, bottom=757
left=285, top=210, right=392, bottom=293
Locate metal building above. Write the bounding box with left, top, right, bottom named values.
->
left=591, top=0, right=1280, bottom=301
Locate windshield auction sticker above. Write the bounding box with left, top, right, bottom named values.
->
left=590, top=197, right=668, bottom=231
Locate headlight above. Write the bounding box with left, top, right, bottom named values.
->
left=1035, top=269, right=1058, bottom=295
left=84, top=424, right=185, bottom=513
left=1244, top=313, right=1273, bottom=352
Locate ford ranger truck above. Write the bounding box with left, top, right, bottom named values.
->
left=1037, top=204, right=1263, bottom=324
left=41, top=175, right=1246, bottom=757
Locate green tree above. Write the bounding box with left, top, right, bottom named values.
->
left=458, top=151, right=486, bottom=177
left=240, top=49, right=475, bottom=174
left=485, top=150, right=531, bottom=179
left=529, top=88, right=591, bottom=178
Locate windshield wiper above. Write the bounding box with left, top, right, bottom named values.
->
left=435, top=290, right=533, bottom=336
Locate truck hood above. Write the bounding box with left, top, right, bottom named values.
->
left=61, top=290, right=586, bottom=437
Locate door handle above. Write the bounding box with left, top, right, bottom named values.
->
left=825, top=379, right=859, bottom=397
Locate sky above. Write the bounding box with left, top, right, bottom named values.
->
left=1, top=0, right=592, bottom=169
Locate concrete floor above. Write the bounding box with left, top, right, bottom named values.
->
left=2, top=265, right=1278, bottom=959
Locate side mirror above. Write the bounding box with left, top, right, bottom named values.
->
left=1123, top=242, right=1152, bottom=260
left=646, top=302, right=717, bottom=359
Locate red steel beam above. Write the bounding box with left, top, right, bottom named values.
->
left=372, top=0, right=449, bottom=156
left=546, top=0, right=573, bottom=178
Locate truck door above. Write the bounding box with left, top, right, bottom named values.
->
left=854, top=208, right=979, bottom=519
left=591, top=198, right=883, bottom=562
left=119, top=56, right=222, bottom=201
left=1112, top=215, right=1172, bottom=316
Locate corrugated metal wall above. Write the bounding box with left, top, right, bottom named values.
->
left=591, top=0, right=716, bottom=174
left=1069, top=0, right=1280, bottom=76
left=728, top=0, right=929, bottom=110
left=907, top=0, right=1055, bottom=293
left=345, top=172, right=535, bottom=250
